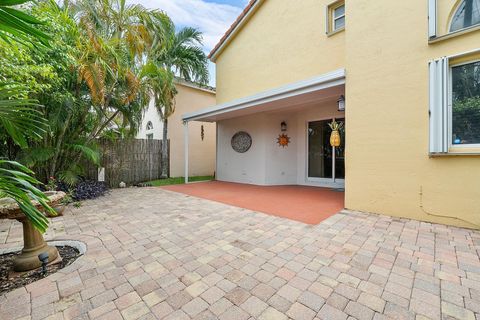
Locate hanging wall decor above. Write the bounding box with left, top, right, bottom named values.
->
left=231, top=131, right=252, bottom=153
left=328, top=120, right=344, bottom=147
left=277, top=133, right=290, bottom=148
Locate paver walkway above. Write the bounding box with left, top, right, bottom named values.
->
left=0, top=188, right=479, bottom=320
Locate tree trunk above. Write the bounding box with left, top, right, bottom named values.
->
left=161, top=118, right=169, bottom=178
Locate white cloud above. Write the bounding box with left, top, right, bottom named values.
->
left=129, top=0, right=243, bottom=52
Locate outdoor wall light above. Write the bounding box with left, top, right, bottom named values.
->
left=337, top=95, right=345, bottom=111
left=38, top=252, right=49, bottom=276
left=281, top=121, right=287, bottom=132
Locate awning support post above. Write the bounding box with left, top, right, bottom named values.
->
left=184, top=121, right=189, bottom=184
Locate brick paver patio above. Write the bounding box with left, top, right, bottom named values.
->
left=0, top=187, right=479, bottom=320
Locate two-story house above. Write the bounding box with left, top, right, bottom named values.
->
left=182, top=0, right=480, bottom=228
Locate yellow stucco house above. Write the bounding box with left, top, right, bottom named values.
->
left=137, top=78, right=216, bottom=178
left=183, top=0, right=480, bottom=228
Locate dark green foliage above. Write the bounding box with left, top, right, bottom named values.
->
left=57, top=180, right=108, bottom=201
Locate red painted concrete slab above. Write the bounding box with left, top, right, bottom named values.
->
left=160, top=181, right=344, bottom=225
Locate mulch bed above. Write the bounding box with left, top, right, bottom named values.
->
left=0, top=246, right=80, bottom=295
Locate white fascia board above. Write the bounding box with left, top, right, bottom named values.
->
left=210, top=0, right=264, bottom=62
left=182, top=68, right=346, bottom=122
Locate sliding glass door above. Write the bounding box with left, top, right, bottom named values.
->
left=307, top=118, right=345, bottom=184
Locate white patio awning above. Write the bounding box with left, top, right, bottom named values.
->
left=182, top=68, right=346, bottom=122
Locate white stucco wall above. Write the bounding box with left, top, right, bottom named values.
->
left=216, top=99, right=343, bottom=186
left=217, top=115, right=268, bottom=184
left=136, top=100, right=163, bottom=140
left=264, top=112, right=298, bottom=185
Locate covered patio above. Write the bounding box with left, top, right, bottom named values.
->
left=161, top=181, right=345, bottom=225
left=182, top=69, right=346, bottom=189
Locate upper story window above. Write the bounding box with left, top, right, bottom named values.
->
left=333, top=4, right=345, bottom=31
left=326, top=1, right=345, bottom=34
left=450, top=0, right=480, bottom=32
left=146, top=121, right=153, bottom=130
left=451, top=60, right=480, bottom=145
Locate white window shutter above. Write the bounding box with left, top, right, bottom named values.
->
left=429, top=57, right=448, bottom=153
left=428, top=0, right=437, bottom=38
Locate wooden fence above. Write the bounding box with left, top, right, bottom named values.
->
left=84, top=138, right=168, bottom=188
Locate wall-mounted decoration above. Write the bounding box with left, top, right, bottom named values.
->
left=201, top=125, right=205, bottom=141
left=281, top=121, right=287, bottom=132
left=277, top=133, right=290, bottom=148
left=231, top=131, right=252, bottom=153
left=328, top=120, right=344, bottom=147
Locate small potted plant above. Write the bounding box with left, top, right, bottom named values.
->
left=328, top=120, right=344, bottom=147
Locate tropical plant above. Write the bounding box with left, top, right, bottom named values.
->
left=1, top=1, right=100, bottom=184
left=0, top=160, right=52, bottom=232
left=0, top=0, right=50, bottom=45
left=0, top=0, right=55, bottom=232
left=145, top=23, right=209, bottom=178
left=1, top=0, right=157, bottom=185
left=139, top=61, right=176, bottom=176
left=0, top=85, right=47, bottom=149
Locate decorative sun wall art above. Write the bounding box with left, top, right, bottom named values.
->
left=277, top=133, right=290, bottom=148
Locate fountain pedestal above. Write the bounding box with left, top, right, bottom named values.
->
left=13, top=216, right=59, bottom=271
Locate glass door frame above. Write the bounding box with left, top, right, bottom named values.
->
left=306, top=117, right=345, bottom=188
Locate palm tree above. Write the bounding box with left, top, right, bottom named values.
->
left=147, top=24, right=209, bottom=178
left=139, top=62, right=176, bottom=174
left=70, top=0, right=150, bottom=138
left=17, top=0, right=158, bottom=184
left=0, top=0, right=55, bottom=232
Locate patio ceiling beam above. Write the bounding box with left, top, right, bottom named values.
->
left=182, top=68, right=346, bottom=122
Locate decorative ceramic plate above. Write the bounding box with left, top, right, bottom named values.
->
left=231, top=131, right=252, bottom=153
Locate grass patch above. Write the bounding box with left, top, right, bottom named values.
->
left=148, top=176, right=213, bottom=186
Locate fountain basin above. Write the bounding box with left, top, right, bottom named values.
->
left=0, top=191, right=66, bottom=272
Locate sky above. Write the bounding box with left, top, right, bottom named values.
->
left=129, top=0, right=249, bottom=87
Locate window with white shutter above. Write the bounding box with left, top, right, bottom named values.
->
left=429, top=51, right=480, bottom=154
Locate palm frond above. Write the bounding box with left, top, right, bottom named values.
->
left=57, top=164, right=84, bottom=186
left=0, top=85, right=48, bottom=148
left=17, top=146, right=56, bottom=167
left=0, top=160, right=54, bottom=233
left=79, top=63, right=105, bottom=104
left=0, top=0, right=51, bottom=45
